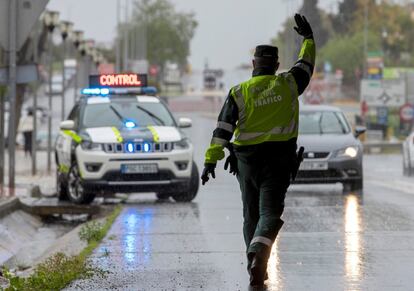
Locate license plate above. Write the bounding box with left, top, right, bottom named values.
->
left=299, top=161, right=328, bottom=171
left=121, top=164, right=158, bottom=174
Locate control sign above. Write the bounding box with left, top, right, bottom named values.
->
left=400, top=103, right=414, bottom=122
left=89, top=73, right=148, bottom=88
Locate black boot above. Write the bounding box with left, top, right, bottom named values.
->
left=249, top=254, right=267, bottom=286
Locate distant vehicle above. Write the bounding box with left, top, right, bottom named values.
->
left=402, top=133, right=414, bottom=176
left=55, top=75, right=199, bottom=204
left=295, top=105, right=366, bottom=191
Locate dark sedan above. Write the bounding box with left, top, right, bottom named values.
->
left=294, top=105, right=366, bottom=191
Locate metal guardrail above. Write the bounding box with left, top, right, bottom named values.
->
left=363, top=141, right=402, bottom=153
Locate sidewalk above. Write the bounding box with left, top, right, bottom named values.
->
left=1, top=150, right=56, bottom=200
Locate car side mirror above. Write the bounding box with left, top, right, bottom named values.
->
left=60, top=120, right=75, bottom=130
left=354, top=126, right=366, bottom=138
left=178, top=117, right=192, bottom=128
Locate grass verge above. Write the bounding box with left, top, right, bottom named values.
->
left=1, top=206, right=122, bottom=291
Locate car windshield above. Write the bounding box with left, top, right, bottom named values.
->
left=299, top=111, right=350, bottom=135
left=81, top=100, right=176, bottom=128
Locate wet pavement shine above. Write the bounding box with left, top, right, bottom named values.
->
left=66, top=114, right=414, bottom=291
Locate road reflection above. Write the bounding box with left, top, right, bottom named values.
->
left=123, top=207, right=153, bottom=267
left=344, top=193, right=363, bottom=286
left=267, top=238, right=284, bottom=290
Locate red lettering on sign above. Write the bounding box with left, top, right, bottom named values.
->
left=99, top=74, right=142, bottom=87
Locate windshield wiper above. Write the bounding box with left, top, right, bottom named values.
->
left=318, top=114, right=324, bottom=134
left=109, top=105, right=126, bottom=123
left=334, top=113, right=348, bottom=134
left=136, top=105, right=165, bottom=126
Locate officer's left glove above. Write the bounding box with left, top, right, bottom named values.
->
left=293, top=14, right=313, bottom=39
left=224, top=146, right=238, bottom=175
left=201, top=163, right=216, bottom=185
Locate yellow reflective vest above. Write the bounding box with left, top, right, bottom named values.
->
left=204, top=38, right=315, bottom=164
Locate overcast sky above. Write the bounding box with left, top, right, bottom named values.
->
left=47, top=0, right=335, bottom=70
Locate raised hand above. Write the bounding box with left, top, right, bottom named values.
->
left=294, top=14, right=313, bottom=39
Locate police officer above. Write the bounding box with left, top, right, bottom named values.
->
left=201, top=14, right=315, bottom=286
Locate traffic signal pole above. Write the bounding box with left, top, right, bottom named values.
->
left=8, top=0, right=17, bottom=193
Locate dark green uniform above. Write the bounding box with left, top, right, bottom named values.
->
left=204, top=37, right=315, bottom=269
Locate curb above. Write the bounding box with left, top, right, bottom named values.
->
left=0, top=197, right=20, bottom=219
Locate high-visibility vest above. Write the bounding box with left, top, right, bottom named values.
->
left=231, top=72, right=299, bottom=146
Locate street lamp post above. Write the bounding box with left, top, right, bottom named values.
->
left=72, top=30, right=84, bottom=104
left=44, top=10, right=60, bottom=174
left=90, top=48, right=101, bottom=75
left=81, top=40, right=95, bottom=84
left=59, top=21, right=73, bottom=121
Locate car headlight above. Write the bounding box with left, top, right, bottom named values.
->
left=337, top=146, right=358, bottom=158
left=80, top=141, right=103, bottom=151
left=173, top=138, right=190, bottom=150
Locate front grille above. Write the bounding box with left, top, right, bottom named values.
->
left=103, top=170, right=174, bottom=182
left=297, top=169, right=342, bottom=179
left=103, top=142, right=173, bottom=153
left=304, top=152, right=330, bottom=159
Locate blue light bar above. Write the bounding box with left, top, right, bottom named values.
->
left=81, top=88, right=109, bottom=96
left=141, top=87, right=157, bottom=95
left=81, top=86, right=157, bottom=96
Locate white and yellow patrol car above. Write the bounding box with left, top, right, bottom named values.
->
left=55, top=74, right=199, bottom=204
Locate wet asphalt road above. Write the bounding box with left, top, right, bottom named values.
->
left=66, top=113, right=414, bottom=291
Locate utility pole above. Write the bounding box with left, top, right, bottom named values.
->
left=0, top=83, right=4, bottom=190
left=44, top=10, right=60, bottom=174
left=363, top=0, right=368, bottom=79
left=0, top=49, right=5, bottom=189
left=116, top=0, right=121, bottom=73
left=60, top=21, right=73, bottom=120
left=61, top=40, right=66, bottom=120
left=47, top=32, right=53, bottom=173
left=32, top=24, right=38, bottom=176
left=8, top=0, right=17, bottom=193
left=123, top=0, right=129, bottom=71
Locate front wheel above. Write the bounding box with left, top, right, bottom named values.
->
left=172, top=162, right=199, bottom=202
left=67, top=163, right=96, bottom=204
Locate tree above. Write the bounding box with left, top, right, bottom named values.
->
left=120, top=0, right=197, bottom=72
left=319, top=31, right=380, bottom=84
left=332, top=0, right=359, bottom=34
left=299, top=0, right=330, bottom=47
left=271, top=18, right=298, bottom=69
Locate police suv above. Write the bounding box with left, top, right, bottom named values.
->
left=55, top=74, right=199, bottom=204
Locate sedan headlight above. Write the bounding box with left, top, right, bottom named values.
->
left=80, top=141, right=103, bottom=151
left=173, top=138, right=190, bottom=150
left=337, top=146, right=358, bottom=158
